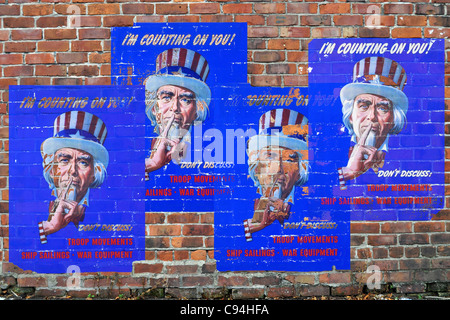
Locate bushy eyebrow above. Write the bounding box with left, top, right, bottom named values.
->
left=356, top=98, right=371, bottom=105
left=157, top=90, right=175, bottom=98
left=77, top=155, right=92, bottom=162
left=56, top=152, right=72, bottom=159
left=56, top=152, right=92, bottom=162
left=179, top=92, right=195, bottom=99
left=376, top=100, right=391, bottom=108
left=356, top=98, right=392, bottom=108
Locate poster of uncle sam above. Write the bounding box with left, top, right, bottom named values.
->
left=111, top=23, right=350, bottom=271
left=111, top=22, right=248, bottom=213
left=9, top=85, right=146, bottom=273
left=307, top=38, right=445, bottom=221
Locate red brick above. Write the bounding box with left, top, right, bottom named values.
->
left=11, top=29, right=42, bottom=40
left=3, top=17, right=34, bottom=28
left=251, top=75, right=282, bottom=87
left=87, top=3, right=120, bottom=15
left=253, top=51, right=284, bottom=62
left=381, top=222, right=412, bottom=233
left=103, top=16, right=134, bottom=27
left=352, top=4, right=381, bottom=14
left=22, top=4, right=53, bottom=16
left=182, top=275, right=213, bottom=287
left=134, top=262, right=163, bottom=274
left=35, top=65, right=66, bottom=76
left=166, top=264, right=198, bottom=274
left=191, top=249, right=207, bottom=260
left=235, top=15, right=265, bottom=26
left=267, top=39, right=299, bottom=50
left=253, top=275, right=281, bottom=286
left=201, top=15, right=233, bottom=23
left=267, top=286, right=295, bottom=298
left=71, top=40, right=102, bottom=52
left=174, top=250, right=189, bottom=260
left=148, top=225, right=181, bottom=236
left=267, top=63, right=296, bottom=74
left=385, top=4, right=413, bottom=14
left=0, top=4, right=20, bottom=15
left=183, top=225, right=213, bottom=236
left=231, top=288, right=265, bottom=299
left=248, top=63, right=264, bottom=74
left=171, top=236, right=203, bottom=248
left=167, top=212, right=198, bottom=224
left=79, top=28, right=110, bottom=40
left=0, top=54, right=22, bottom=65
left=359, top=27, right=390, bottom=38
left=255, top=3, right=286, bottom=14
left=0, top=30, right=8, bottom=41
left=287, top=3, right=317, bottom=13
left=78, top=16, right=102, bottom=27
left=56, top=52, right=87, bottom=64
left=223, top=3, right=252, bottom=14
left=332, top=285, right=362, bottom=296
left=334, top=15, right=363, bottom=26
left=37, top=41, right=69, bottom=52
left=397, top=16, right=427, bottom=26
left=168, top=16, right=200, bottom=23
left=392, top=28, right=422, bottom=38
left=54, top=4, right=87, bottom=15
left=414, top=221, right=446, bottom=232
left=430, top=233, right=450, bottom=244
left=44, top=29, right=77, bottom=40
left=429, top=16, right=450, bottom=27
left=25, top=53, right=54, bottom=64
left=399, top=234, right=429, bottom=245
left=320, top=3, right=350, bottom=14
left=122, top=3, right=154, bottom=14
left=218, top=275, right=249, bottom=286
left=267, top=15, right=298, bottom=26
left=351, top=222, right=380, bottom=233
left=4, top=66, right=33, bottom=77
left=280, top=26, right=310, bottom=38
left=287, top=51, right=307, bottom=62
left=52, top=78, right=82, bottom=86
left=36, top=16, right=67, bottom=28
left=415, top=4, right=445, bottom=15
left=17, top=276, right=47, bottom=287
left=156, top=4, right=188, bottom=14
left=157, top=250, right=173, bottom=261
left=367, top=235, right=397, bottom=246
left=189, top=3, right=220, bottom=14
left=301, top=15, right=331, bottom=26
left=248, top=27, right=279, bottom=38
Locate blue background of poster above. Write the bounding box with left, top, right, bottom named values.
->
left=213, top=85, right=351, bottom=272
left=9, top=85, right=146, bottom=273
left=111, top=22, right=248, bottom=212
left=308, top=38, right=445, bottom=221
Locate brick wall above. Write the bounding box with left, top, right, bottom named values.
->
left=0, top=0, right=449, bottom=299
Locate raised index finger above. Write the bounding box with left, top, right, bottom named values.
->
left=359, top=123, right=372, bottom=146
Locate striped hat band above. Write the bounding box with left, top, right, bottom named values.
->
left=353, top=57, right=407, bottom=91
left=156, top=48, right=210, bottom=82
left=259, top=109, right=308, bottom=133
left=53, top=111, right=107, bottom=145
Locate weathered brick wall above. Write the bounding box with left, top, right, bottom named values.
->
left=0, top=0, right=449, bottom=299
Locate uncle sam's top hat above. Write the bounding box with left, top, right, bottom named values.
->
left=247, top=108, right=308, bottom=162
left=340, top=57, right=408, bottom=115
left=41, top=111, right=109, bottom=167
left=144, top=48, right=211, bottom=105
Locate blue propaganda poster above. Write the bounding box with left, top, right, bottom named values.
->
left=111, top=23, right=351, bottom=272
left=111, top=22, right=248, bottom=212
left=9, top=85, right=145, bottom=273
left=308, top=38, right=445, bottom=221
